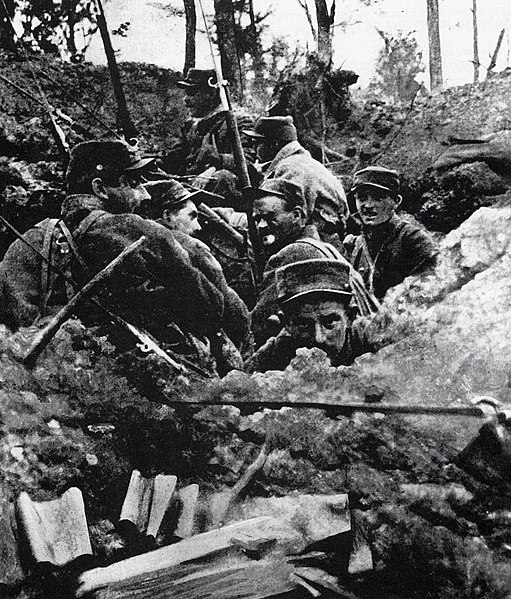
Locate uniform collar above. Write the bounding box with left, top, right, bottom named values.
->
left=267, top=141, right=309, bottom=175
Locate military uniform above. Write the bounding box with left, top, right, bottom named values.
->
left=251, top=224, right=378, bottom=347
left=163, top=69, right=254, bottom=178
left=346, top=166, right=437, bottom=300
left=0, top=219, right=73, bottom=330
left=244, top=117, right=348, bottom=226
left=246, top=259, right=372, bottom=373
left=60, top=193, right=224, bottom=345
left=347, top=214, right=437, bottom=299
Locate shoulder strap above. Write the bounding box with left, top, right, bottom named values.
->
left=61, top=209, right=109, bottom=281
left=72, top=209, right=108, bottom=243
left=39, top=218, right=60, bottom=311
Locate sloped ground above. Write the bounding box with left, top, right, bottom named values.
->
left=3, top=206, right=511, bottom=598
left=0, top=49, right=186, bottom=257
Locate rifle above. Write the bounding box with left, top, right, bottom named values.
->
left=0, top=73, right=93, bottom=141
left=95, top=0, right=138, bottom=142
left=21, top=236, right=145, bottom=365
left=197, top=0, right=266, bottom=279
left=0, top=213, right=212, bottom=379
left=146, top=396, right=504, bottom=420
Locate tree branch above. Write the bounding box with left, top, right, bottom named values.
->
left=296, top=0, right=317, bottom=41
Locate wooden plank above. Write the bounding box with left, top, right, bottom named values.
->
left=16, top=487, right=92, bottom=567
left=173, top=484, right=199, bottom=539
left=227, top=493, right=350, bottom=543
left=119, top=470, right=177, bottom=539
left=88, top=558, right=296, bottom=599
left=76, top=516, right=304, bottom=597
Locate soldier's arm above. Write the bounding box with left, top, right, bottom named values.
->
left=0, top=231, right=45, bottom=330
left=84, top=215, right=225, bottom=339
left=404, top=227, right=438, bottom=275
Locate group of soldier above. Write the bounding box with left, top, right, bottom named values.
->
left=0, top=68, right=438, bottom=378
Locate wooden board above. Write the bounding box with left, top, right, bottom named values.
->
left=76, top=516, right=303, bottom=597
left=88, top=558, right=296, bottom=599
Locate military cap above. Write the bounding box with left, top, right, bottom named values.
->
left=243, top=116, right=298, bottom=144
left=144, top=179, right=210, bottom=211
left=66, top=140, right=155, bottom=185
left=250, top=179, right=306, bottom=210
left=276, top=259, right=352, bottom=305
left=177, top=68, right=217, bottom=91
left=350, top=166, right=400, bottom=197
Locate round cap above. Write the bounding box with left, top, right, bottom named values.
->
left=350, top=166, right=400, bottom=196
left=177, top=68, right=217, bottom=91
left=250, top=179, right=306, bottom=211
left=276, top=259, right=352, bottom=304
left=66, top=140, right=155, bottom=185
left=243, top=116, right=297, bottom=144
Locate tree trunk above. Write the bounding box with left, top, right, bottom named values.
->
left=213, top=0, right=243, bottom=103
left=183, top=0, right=196, bottom=74
left=472, top=0, right=479, bottom=83
left=487, top=28, right=505, bottom=77
left=314, top=0, right=335, bottom=67
left=0, top=0, right=15, bottom=51
left=426, top=0, right=443, bottom=90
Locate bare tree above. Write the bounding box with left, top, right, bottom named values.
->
left=472, top=0, right=479, bottom=83
left=296, top=0, right=336, bottom=66
left=183, top=0, right=196, bottom=73
left=0, top=0, right=15, bottom=50
left=487, top=27, right=505, bottom=77
left=426, top=0, right=443, bottom=90
left=213, top=0, right=243, bottom=102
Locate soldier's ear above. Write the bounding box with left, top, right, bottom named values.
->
left=394, top=194, right=402, bottom=209
left=91, top=177, right=108, bottom=199
left=292, top=206, right=307, bottom=222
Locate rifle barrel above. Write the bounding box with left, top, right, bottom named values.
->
left=21, top=236, right=146, bottom=365
left=159, top=399, right=490, bottom=418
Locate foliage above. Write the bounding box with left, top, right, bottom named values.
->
left=369, top=29, right=425, bottom=104
left=1, top=0, right=99, bottom=60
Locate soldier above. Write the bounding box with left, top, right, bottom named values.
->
left=144, top=178, right=258, bottom=309
left=346, top=166, right=437, bottom=300
left=157, top=180, right=203, bottom=238
left=246, top=259, right=371, bottom=373
left=162, top=68, right=255, bottom=202
left=243, top=115, right=348, bottom=250
left=145, top=179, right=251, bottom=363
left=0, top=139, right=227, bottom=373
left=250, top=179, right=378, bottom=347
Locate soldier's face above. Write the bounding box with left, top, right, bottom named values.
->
left=253, top=195, right=304, bottom=253
left=285, top=297, right=349, bottom=362
left=184, top=88, right=219, bottom=118
left=354, top=186, right=400, bottom=227
left=97, top=172, right=151, bottom=213
left=255, top=139, right=278, bottom=163
left=163, top=200, right=201, bottom=237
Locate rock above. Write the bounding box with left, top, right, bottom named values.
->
left=416, top=161, right=508, bottom=232
left=0, top=485, right=23, bottom=589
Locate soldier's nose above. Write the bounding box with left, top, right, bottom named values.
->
left=314, top=323, right=327, bottom=344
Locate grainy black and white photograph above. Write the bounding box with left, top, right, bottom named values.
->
left=1, top=0, right=511, bottom=597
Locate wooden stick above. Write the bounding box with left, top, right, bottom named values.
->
left=21, top=236, right=145, bottom=365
